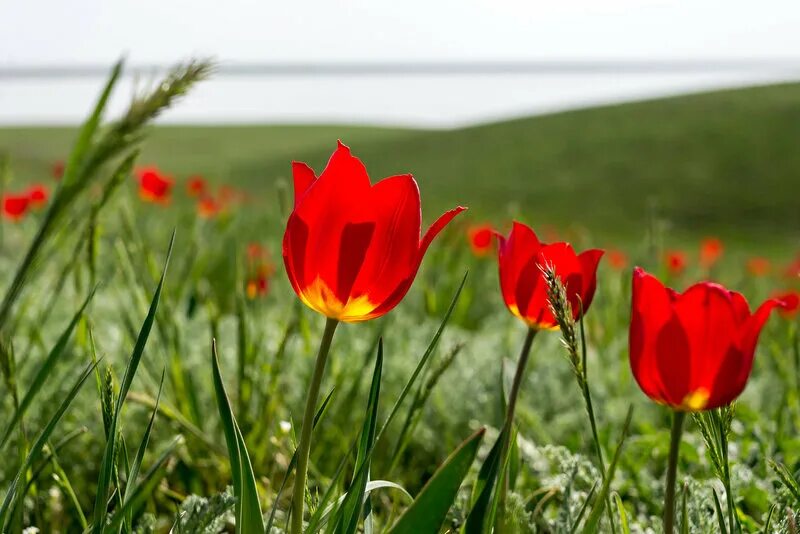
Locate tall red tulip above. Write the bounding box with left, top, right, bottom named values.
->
left=496, top=221, right=603, bottom=329
left=282, top=141, right=465, bottom=322
left=607, top=249, right=629, bottom=271
left=285, top=141, right=465, bottom=534
left=774, top=290, right=800, bottom=319
left=135, top=166, right=173, bottom=204
left=746, top=257, right=771, bottom=277
left=197, top=196, right=222, bottom=219
left=467, top=224, right=494, bottom=257
left=630, top=267, right=782, bottom=411
left=2, top=194, right=29, bottom=222
left=629, top=267, right=784, bottom=533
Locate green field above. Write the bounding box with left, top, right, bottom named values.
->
left=2, top=71, right=800, bottom=534
left=3, top=82, right=800, bottom=250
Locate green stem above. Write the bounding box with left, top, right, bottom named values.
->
left=664, top=410, right=686, bottom=534
left=496, top=327, right=537, bottom=532
left=290, top=317, right=338, bottom=534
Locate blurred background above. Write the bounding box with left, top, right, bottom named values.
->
left=2, top=0, right=800, bottom=249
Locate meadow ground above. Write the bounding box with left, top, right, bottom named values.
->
left=1, top=69, right=800, bottom=533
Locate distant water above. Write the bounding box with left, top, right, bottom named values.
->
left=0, top=70, right=797, bottom=128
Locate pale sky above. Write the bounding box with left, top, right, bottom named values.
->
left=2, top=0, right=800, bottom=64
left=2, top=1, right=800, bottom=126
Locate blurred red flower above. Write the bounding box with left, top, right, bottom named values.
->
left=496, top=221, right=603, bottom=330
left=784, top=255, right=800, bottom=279
left=746, top=257, right=771, bottom=277
left=52, top=161, right=65, bottom=180
left=773, top=290, right=800, bottom=319
left=135, top=166, right=173, bottom=204
left=246, top=263, right=274, bottom=300
left=186, top=176, right=207, bottom=198
left=699, top=237, right=723, bottom=268
left=2, top=193, right=30, bottom=222
left=607, top=249, right=628, bottom=271
left=630, top=267, right=783, bottom=411
left=27, top=184, right=49, bottom=210
left=664, top=250, right=688, bottom=276
left=197, top=196, right=222, bottom=219
left=283, top=141, right=465, bottom=322
left=467, top=224, right=494, bottom=257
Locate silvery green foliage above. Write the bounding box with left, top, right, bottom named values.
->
left=172, top=490, right=235, bottom=534
left=132, top=513, right=156, bottom=534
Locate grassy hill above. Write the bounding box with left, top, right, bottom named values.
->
left=2, top=83, right=800, bottom=249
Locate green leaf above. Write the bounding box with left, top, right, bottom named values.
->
left=335, top=340, right=383, bottom=534
left=580, top=406, right=633, bottom=534
left=762, top=504, right=777, bottom=533
left=464, top=425, right=506, bottom=534
left=122, top=369, right=166, bottom=529
left=0, top=359, right=98, bottom=529
left=91, top=231, right=175, bottom=534
left=211, top=339, right=264, bottom=533
left=388, top=427, right=485, bottom=534
left=712, top=489, right=729, bottom=534
left=612, top=493, right=629, bottom=534
left=0, top=287, right=96, bottom=451
left=266, top=387, right=336, bottom=533
left=769, top=459, right=800, bottom=505
left=570, top=483, right=598, bottom=534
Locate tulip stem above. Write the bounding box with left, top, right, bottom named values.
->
left=290, top=317, right=338, bottom=534
left=664, top=410, right=686, bottom=534
left=496, top=326, right=537, bottom=532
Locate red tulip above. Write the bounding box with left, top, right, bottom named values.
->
left=785, top=255, right=800, bottom=279
left=699, top=237, right=723, bottom=268
left=282, top=141, right=465, bottom=322
left=247, top=242, right=266, bottom=261
left=246, top=264, right=274, bottom=300
left=496, top=221, right=603, bottom=329
left=608, top=249, right=629, bottom=271
left=186, top=176, right=207, bottom=198
left=2, top=193, right=30, bottom=222
left=135, top=166, right=173, bottom=204
left=630, top=267, right=783, bottom=411
left=467, top=224, right=494, bottom=257
left=664, top=250, right=688, bottom=276
left=747, top=257, right=771, bottom=277
left=27, top=184, right=49, bottom=209
left=52, top=161, right=65, bottom=180
left=773, top=290, right=800, bottom=319
left=197, top=196, right=222, bottom=219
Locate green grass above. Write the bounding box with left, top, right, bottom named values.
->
left=3, top=82, right=800, bottom=250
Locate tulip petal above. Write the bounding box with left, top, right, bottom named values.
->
left=419, top=206, right=467, bottom=258
left=655, top=314, right=693, bottom=407
left=629, top=268, right=674, bottom=402
left=282, top=214, right=310, bottom=297
left=291, top=162, right=317, bottom=207
left=577, top=249, right=604, bottom=313
left=336, top=222, right=375, bottom=304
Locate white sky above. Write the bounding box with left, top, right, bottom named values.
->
left=2, top=1, right=800, bottom=126
left=2, top=0, right=800, bottom=64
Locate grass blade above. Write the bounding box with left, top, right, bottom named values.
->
left=335, top=340, right=383, bottom=534
left=91, top=231, right=174, bottom=533
left=212, top=339, right=264, bottom=533
left=0, top=359, right=98, bottom=529
left=388, top=427, right=485, bottom=534
left=0, top=287, right=96, bottom=451
left=580, top=405, right=634, bottom=534
left=463, top=425, right=506, bottom=534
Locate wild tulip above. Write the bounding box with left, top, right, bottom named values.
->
left=497, top=221, right=603, bottom=330
left=699, top=237, right=723, bottom=269
left=284, top=141, right=464, bottom=534
left=197, top=196, right=222, bottom=219
left=27, top=184, right=48, bottom=210
left=628, top=267, right=784, bottom=532
left=492, top=221, right=603, bottom=528
left=747, top=256, right=771, bottom=277
left=607, top=249, right=628, bottom=271
left=785, top=254, right=800, bottom=279
left=467, top=223, right=494, bottom=257
left=135, top=166, right=173, bottom=204
left=2, top=193, right=29, bottom=222
left=665, top=250, right=687, bottom=276
left=51, top=160, right=64, bottom=180
left=186, top=175, right=207, bottom=198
